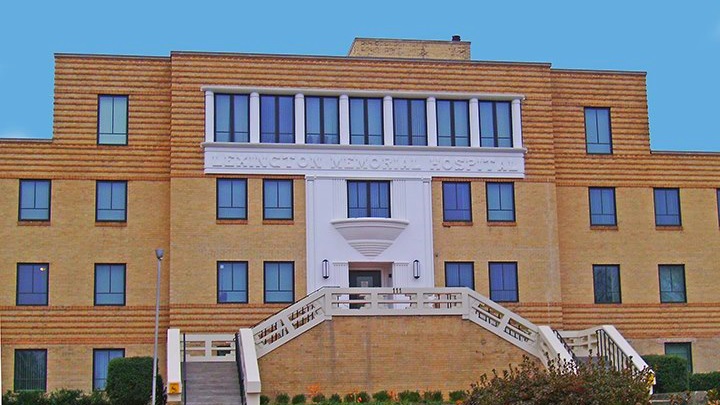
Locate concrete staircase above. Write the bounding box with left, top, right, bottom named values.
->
left=184, top=362, right=242, bottom=405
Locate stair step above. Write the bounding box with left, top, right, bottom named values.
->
left=184, top=362, right=242, bottom=405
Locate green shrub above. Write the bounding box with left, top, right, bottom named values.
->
left=448, top=391, right=466, bottom=402
left=467, top=355, right=652, bottom=405
left=276, top=393, right=290, bottom=405
left=328, top=393, right=342, bottom=403
left=357, top=392, right=370, bottom=403
left=48, top=389, right=83, bottom=405
left=311, top=393, right=326, bottom=403
left=80, top=391, right=112, bottom=405
left=292, top=394, right=307, bottom=404
left=372, top=390, right=391, bottom=402
left=6, top=390, right=49, bottom=405
left=689, top=371, right=720, bottom=391
left=343, top=393, right=355, bottom=403
left=260, top=395, right=271, bottom=405
left=397, top=390, right=421, bottom=403
left=422, top=390, right=442, bottom=403
left=643, top=354, right=689, bottom=393
left=105, top=357, right=165, bottom=405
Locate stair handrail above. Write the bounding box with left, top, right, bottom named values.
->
left=237, top=328, right=262, bottom=405
left=536, top=326, right=576, bottom=368
left=234, top=333, right=248, bottom=405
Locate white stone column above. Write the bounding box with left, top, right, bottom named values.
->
left=383, top=96, right=394, bottom=145
left=249, top=92, right=260, bottom=143
left=426, top=97, right=437, bottom=146
left=205, top=91, right=214, bottom=143
left=305, top=176, right=316, bottom=292
left=295, top=93, right=305, bottom=144
left=339, top=94, right=350, bottom=145
left=469, top=98, right=480, bottom=147
left=511, top=98, right=523, bottom=148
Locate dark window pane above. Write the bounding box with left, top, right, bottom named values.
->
left=589, top=188, right=617, bottom=226
left=17, top=264, right=49, bottom=306
left=394, top=99, right=426, bottom=146
left=264, top=262, right=294, bottom=303
left=593, top=265, right=621, bottom=303
left=665, top=343, right=693, bottom=373
left=487, top=183, right=515, bottom=222
left=489, top=262, right=518, bottom=302
left=264, top=179, right=293, bottom=219
left=479, top=101, right=513, bottom=147
left=19, top=180, right=51, bottom=221
left=14, top=350, right=47, bottom=391
left=217, top=179, right=247, bottom=219
left=218, top=262, right=248, bottom=303
left=95, top=264, right=125, bottom=306
left=93, top=349, right=124, bottom=390
left=348, top=180, right=390, bottom=218
left=96, top=181, right=127, bottom=222
left=443, top=182, right=471, bottom=221
left=659, top=265, right=686, bottom=303
left=445, top=262, right=474, bottom=289
left=654, top=188, right=681, bottom=226
left=98, top=95, right=128, bottom=145
left=585, top=107, right=612, bottom=154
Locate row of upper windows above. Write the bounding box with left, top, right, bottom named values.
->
left=14, top=261, right=296, bottom=306
left=444, top=262, right=691, bottom=305
left=589, top=187, right=687, bottom=227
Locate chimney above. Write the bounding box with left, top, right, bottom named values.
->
left=452, top=35, right=461, bottom=42
left=348, top=37, right=471, bottom=61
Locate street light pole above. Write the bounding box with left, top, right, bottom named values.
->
left=151, top=249, right=164, bottom=405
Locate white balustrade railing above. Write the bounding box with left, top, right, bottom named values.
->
left=182, top=333, right=237, bottom=362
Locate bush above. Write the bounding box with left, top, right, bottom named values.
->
left=422, top=391, right=442, bottom=403
left=397, top=390, right=421, bottom=403
left=357, top=392, right=370, bottom=403
left=276, top=393, right=290, bottom=404
left=467, top=355, right=653, bottom=405
left=292, top=394, right=307, bottom=404
left=448, top=391, right=466, bottom=402
left=2, top=390, right=111, bottom=405
left=105, top=357, right=166, bottom=405
left=328, top=393, right=342, bottom=403
left=311, top=394, right=326, bottom=403
left=689, top=371, right=720, bottom=391
left=643, top=354, right=689, bottom=393
left=3, top=390, right=50, bottom=405
left=261, top=395, right=271, bottom=405
left=372, top=391, right=391, bottom=402
left=343, top=393, right=355, bottom=403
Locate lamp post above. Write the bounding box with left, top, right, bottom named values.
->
left=151, top=249, right=164, bottom=405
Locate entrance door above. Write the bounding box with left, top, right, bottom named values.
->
left=349, top=270, right=381, bottom=309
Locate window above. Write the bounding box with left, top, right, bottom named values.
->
left=589, top=187, right=616, bottom=226
left=95, top=264, right=126, bottom=306
left=260, top=95, right=294, bottom=143
left=584, top=107, right=612, bottom=154
left=665, top=343, right=693, bottom=374
left=479, top=101, right=512, bottom=147
left=393, top=99, right=427, bottom=146
left=443, top=182, right=471, bottom=222
left=16, top=263, right=48, bottom=306
left=217, top=262, right=248, bottom=303
left=305, top=96, right=339, bottom=144
left=654, top=188, right=681, bottom=226
left=263, top=179, right=293, bottom=220
left=96, top=181, right=127, bottom=222
left=217, top=179, right=247, bottom=220
left=717, top=189, right=720, bottom=226
left=19, top=180, right=51, bottom=221
left=93, top=349, right=124, bottom=390
left=437, top=100, right=469, bottom=146
left=264, top=262, right=294, bottom=303
left=659, top=265, right=686, bottom=303
left=14, top=349, right=47, bottom=391
left=350, top=98, right=383, bottom=145
left=215, top=94, right=249, bottom=142
left=489, top=262, right=518, bottom=302
left=445, top=262, right=474, bottom=289
left=347, top=180, right=390, bottom=218
left=486, top=183, right=515, bottom=222
left=98, top=95, right=128, bottom=145
left=593, top=265, right=621, bottom=303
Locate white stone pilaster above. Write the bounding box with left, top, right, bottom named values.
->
left=249, top=92, right=260, bottom=143
left=469, top=98, right=480, bottom=147
left=205, top=91, right=214, bottom=142
left=426, top=97, right=437, bottom=147
left=295, top=93, right=305, bottom=144
left=339, top=94, right=350, bottom=145
left=512, top=98, right=523, bottom=148
left=383, top=96, right=394, bottom=145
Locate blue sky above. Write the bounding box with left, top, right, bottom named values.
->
left=1, top=1, right=718, bottom=151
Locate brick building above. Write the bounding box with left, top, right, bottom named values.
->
left=1, top=37, right=719, bottom=399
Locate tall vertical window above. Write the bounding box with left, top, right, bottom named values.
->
left=654, top=188, right=681, bottom=226
left=437, top=100, right=469, bottom=146
left=479, top=101, right=512, bottom=147
left=19, top=180, right=51, bottom=221
left=486, top=182, right=515, bottom=222
left=443, top=182, right=471, bottom=222
left=305, top=96, right=339, bottom=144
left=96, top=181, right=127, bottom=222
left=93, top=349, right=124, bottom=390
left=659, top=265, right=686, bottom=303
left=593, top=265, right=621, bottom=304
left=584, top=107, right=612, bottom=154
left=217, top=179, right=247, bottom=220
left=347, top=180, right=390, bottom=218
left=214, top=94, right=249, bottom=142
left=14, top=349, right=47, bottom=391
left=445, top=262, right=474, bottom=289
left=589, top=187, right=617, bottom=226
left=217, top=261, right=248, bottom=303
left=98, top=95, right=128, bottom=145
left=717, top=189, right=720, bottom=226
left=260, top=95, right=294, bottom=143
left=95, top=264, right=126, bottom=306
left=16, top=263, right=49, bottom=306
left=393, top=99, right=427, bottom=146
left=264, top=262, right=294, bottom=303
left=263, top=179, right=293, bottom=220
left=665, top=343, right=693, bottom=373
left=489, top=262, right=518, bottom=302
left=349, top=98, right=383, bottom=145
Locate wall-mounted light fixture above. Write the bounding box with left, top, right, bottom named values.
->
left=413, top=260, right=420, bottom=279
left=322, top=259, right=330, bottom=279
